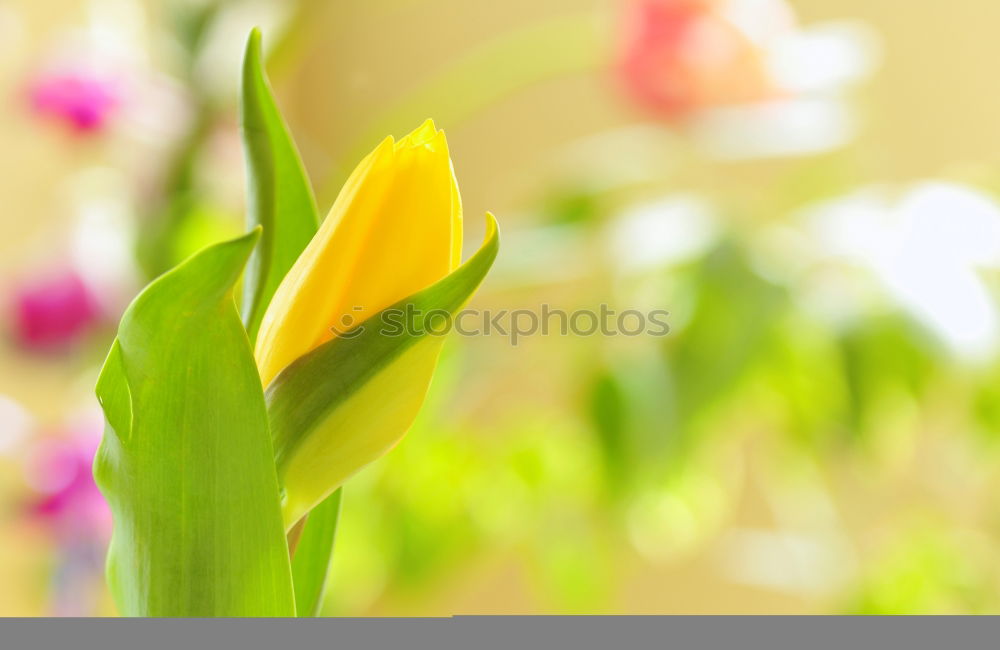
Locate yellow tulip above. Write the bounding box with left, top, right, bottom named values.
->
left=254, top=120, right=494, bottom=529
left=255, top=119, right=462, bottom=387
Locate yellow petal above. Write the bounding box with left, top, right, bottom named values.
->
left=255, top=120, right=463, bottom=386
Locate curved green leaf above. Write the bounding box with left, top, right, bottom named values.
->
left=290, top=488, right=342, bottom=617
left=240, top=28, right=319, bottom=344
left=94, top=231, right=295, bottom=617
left=266, top=214, right=500, bottom=527
left=240, top=27, right=343, bottom=617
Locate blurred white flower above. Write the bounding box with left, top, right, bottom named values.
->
left=609, top=195, right=720, bottom=271
left=767, top=22, right=877, bottom=94
left=691, top=9, right=877, bottom=159
left=67, top=167, right=140, bottom=318
left=617, top=0, right=877, bottom=158
left=796, top=182, right=1000, bottom=361
left=691, top=96, right=854, bottom=159
left=717, top=0, right=796, bottom=47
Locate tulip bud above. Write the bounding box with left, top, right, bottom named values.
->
left=255, top=119, right=462, bottom=387
left=254, top=121, right=497, bottom=528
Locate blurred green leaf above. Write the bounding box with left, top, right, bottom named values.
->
left=586, top=353, right=676, bottom=495
left=844, top=524, right=995, bottom=614
left=169, top=204, right=242, bottom=265
left=135, top=104, right=217, bottom=280
left=588, top=368, right=630, bottom=495
left=838, top=316, right=936, bottom=438
left=171, top=1, right=221, bottom=62
left=759, top=316, right=851, bottom=447
left=972, top=362, right=1000, bottom=440
left=665, top=241, right=787, bottom=442
left=543, top=188, right=602, bottom=226
left=240, top=28, right=319, bottom=344
left=94, top=231, right=295, bottom=616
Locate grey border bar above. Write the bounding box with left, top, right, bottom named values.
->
left=0, top=616, right=992, bottom=650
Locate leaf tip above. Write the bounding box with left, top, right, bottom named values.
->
left=247, top=27, right=263, bottom=54
left=481, top=212, right=500, bottom=261
left=226, top=227, right=263, bottom=263
left=242, top=28, right=264, bottom=85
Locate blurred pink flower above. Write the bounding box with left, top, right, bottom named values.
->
left=28, top=70, right=121, bottom=134
left=11, top=269, right=100, bottom=350
left=617, top=0, right=776, bottom=120
left=25, top=424, right=110, bottom=544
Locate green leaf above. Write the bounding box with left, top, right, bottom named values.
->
left=239, top=27, right=319, bottom=344
left=290, top=488, right=342, bottom=617
left=93, top=230, right=295, bottom=617
left=240, top=27, right=343, bottom=617
left=267, top=214, right=500, bottom=527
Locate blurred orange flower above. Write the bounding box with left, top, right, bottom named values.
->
left=617, top=0, right=779, bottom=119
